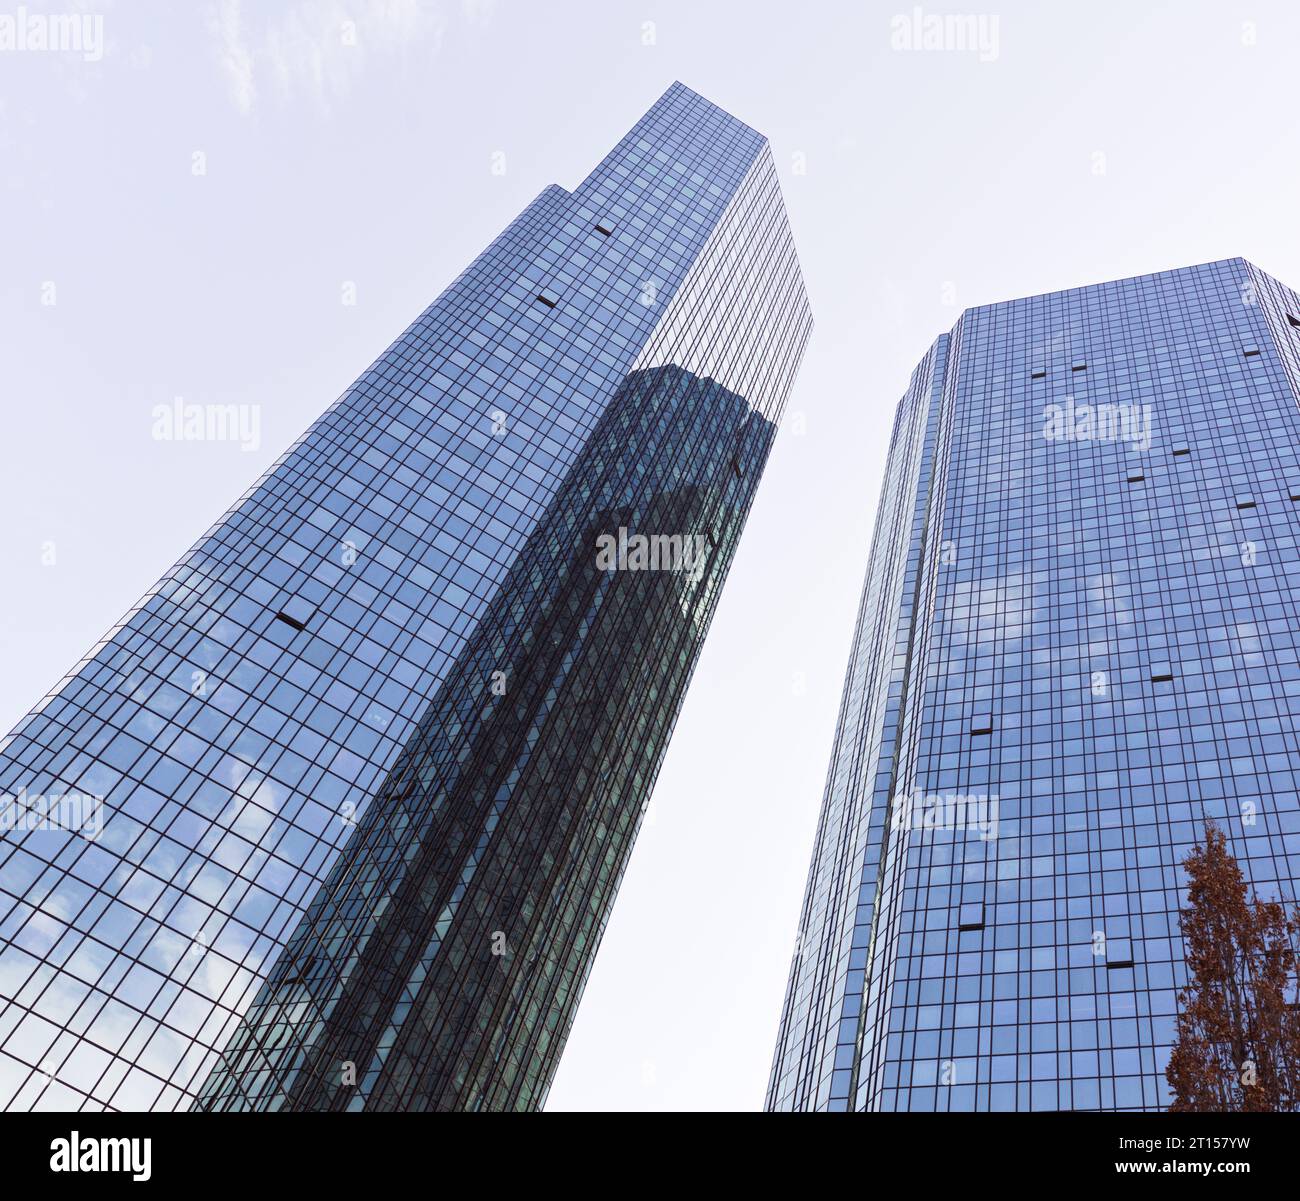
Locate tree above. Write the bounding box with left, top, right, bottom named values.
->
left=1166, top=822, right=1300, bottom=1111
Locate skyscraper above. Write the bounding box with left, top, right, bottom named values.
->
left=0, top=82, right=811, bottom=1112
left=769, top=259, right=1300, bottom=1112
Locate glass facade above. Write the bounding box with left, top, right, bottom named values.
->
left=769, top=258, right=1300, bottom=1112
left=0, top=82, right=811, bottom=1112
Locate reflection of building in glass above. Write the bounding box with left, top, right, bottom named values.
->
left=0, top=82, right=810, bottom=1112
left=199, top=367, right=772, bottom=1112
left=770, top=259, right=1300, bottom=1113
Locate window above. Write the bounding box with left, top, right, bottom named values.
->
left=958, top=902, right=984, bottom=931
left=1105, top=937, right=1134, bottom=968
left=594, top=221, right=614, bottom=236
left=537, top=291, right=559, bottom=308
left=275, top=596, right=315, bottom=631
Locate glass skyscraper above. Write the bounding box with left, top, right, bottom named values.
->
left=769, top=259, right=1300, bottom=1112
left=0, top=82, right=811, bottom=1112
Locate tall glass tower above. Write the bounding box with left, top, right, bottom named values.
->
left=769, top=259, right=1300, bottom=1112
left=0, top=82, right=811, bottom=1112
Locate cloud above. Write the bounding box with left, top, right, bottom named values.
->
left=207, top=0, right=447, bottom=116
left=460, top=0, right=498, bottom=24
left=942, top=570, right=1039, bottom=651
left=209, top=0, right=255, bottom=115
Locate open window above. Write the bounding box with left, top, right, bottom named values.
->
left=1105, top=937, right=1134, bottom=969
left=958, top=901, right=985, bottom=932
left=275, top=595, right=315, bottom=632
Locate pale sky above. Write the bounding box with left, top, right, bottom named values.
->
left=3, top=0, right=1300, bottom=1111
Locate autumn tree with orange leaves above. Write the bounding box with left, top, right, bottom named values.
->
left=1166, top=823, right=1300, bottom=1111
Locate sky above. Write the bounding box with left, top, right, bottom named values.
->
left=3, top=0, right=1300, bottom=1112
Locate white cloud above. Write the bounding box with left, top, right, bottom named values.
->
left=207, top=0, right=447, bottom=116
left=460, top=0, right=498, bottom=25
left=209, top=0, right=256, bottom=115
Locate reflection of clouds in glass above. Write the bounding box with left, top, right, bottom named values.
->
left=1085, top=570, right=1134, bottom=627
left=222, top=775, right=283, bottom=842
left=942, top=571, right=1037, bottom=650
left=0, top=884, right=76, bottom=962
left=1233, top=621, right=1265, bottom=663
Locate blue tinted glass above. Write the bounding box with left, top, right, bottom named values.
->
left=0, top=83, right=811, bottom=1112
left=770, top=258, right=1300, bottom=1113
